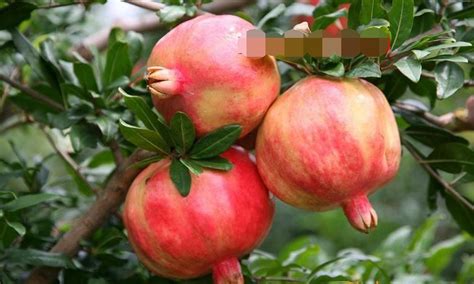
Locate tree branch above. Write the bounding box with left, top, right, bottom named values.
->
left=402, top=139, right=474, bottom=212
left=123, top=0, right=166, bottom=11
left=74, top=0, right=256, bottom=60
left=25, top=150, right=155, bottom=284
left=0, top=74, right=65, bottom=112
left=394, top=99, right=474, bottom=132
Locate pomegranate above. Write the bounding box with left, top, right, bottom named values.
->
left=146, top=15, right=280, bottom=137
left=123, top=147, right=274, bottom=283
left=255, top=77, right=401, bottom=233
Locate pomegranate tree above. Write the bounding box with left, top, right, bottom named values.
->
left=146, top=15, right=280, bottom=137
left=123, top=147, right=274, bottom=283
left=256, top=77, right=401, bottom=233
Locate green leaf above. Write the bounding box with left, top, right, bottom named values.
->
left=312, top=8, right=347, bottom=30
left=120, top=89, right=172, bottom=144
left=307, top=257, right=345, bottom=280
left=257, top=3, right=286, bottom=29
left=310, top=275, right=352, bottom=283
left=5, top=220, right=26, bottom=237
left=320, top=62, right=345, bottom=77
left=103, top=42, right=132, bottom=88
left=408, top=215, right=440, bottom=254
left=170, top=112, right=196, bottom=154
left=4, top=249, right=75, bottom=268
left=190, top=156, right=233, bottom=171
left=412, top=50, right=431, bottom=60
left=360, top=0, right=386, bottom=25
left=434, top=62, right=464, bottom=99
left=0, top=2, right=37, bottom=30
left=348, top=0, right=362, bottom=29
left=190, top=125, right=242, bottom=159
left=377, top=226, right=412, bottom=255
left=427, top=176, right=440, bottom=211
left=119, top=120, right=170, bottom=155
left=170, top=159, right=191, bottom=197
left=448, top=5, right=474, bottom=20
left=73, top=62, right=99, bottom=92
left=346, top=61, right=381, bottom=78
left=157, top=5, right=187, bottom=23
left=0, top=193, right=58, bottom=212
left=94, top=115, right=118, bottom=143
left=70, top=123, right=101, bottom=152
left=388, top=0, right=414, bottom=49
left=427, top=55, right=468, bottom=63
left=427, top=143, right=474, bottom=174
left=424, top=41, right=472, bottom=52
left=404, top=126, right=468, bottom=148
left=394, top=56, right=421, bottom=83
left=180, top=158, right=203, bottom=175
left=425, top=235, right=467, bottom=274
left=442, top=189, right=474, bottom=236
left=129, top=155, right=164, bottom=169
left=408, top=77, right=437, bottom=108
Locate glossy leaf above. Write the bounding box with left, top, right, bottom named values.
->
left=0, top=193, right=58, bottom=212
left=257, top=3, right=286, bottom=29
left=130, top=155, right=164, bottom=169
left=425, top=235, right=467, bottom=274
left=70, top=123, right=101, bottom=152
left=103, top=42, right=132, bottom=88
left=360, top=0, right=385, bottom=25
left=0, top=2, right=37, bottom=30
left=190, top=125, right=242, bottom=159
left=388, top=0, right=414, bottom=49
left=170, top=112, right=196, bottom=154
left=190, top=157, right=233, bottom=171
left=170, top=159, right=191, bottom=197
left=74, top=62, right=99, bottom=92
left=394, top=57, right=421, bottom=83
left=346, top=61, right=381, bottom=78
left=180, top=158, right=203, bottom=175
left=427, top=143, right=474, bottom=174
left=434, top=62, right=464, bottom=99
left=4, top=249, right=75, bottom=268
left=119, top=120, right=170, bottom=155
left=441, top=189, right=474, bottom=236
left=404, top=125, right=469, bottom=148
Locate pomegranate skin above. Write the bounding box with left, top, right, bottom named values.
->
left=123, top=147, right=274, bottom=282
left=256, top=76, right=401, bottom=233
left=147, top=15, right=280, bottom=137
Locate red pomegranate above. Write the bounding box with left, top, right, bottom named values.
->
left=123, top=147, right=274, bottom=283
left=146, top=15, right=280, bottom=137
left=255, top=77, right=401, bottom=233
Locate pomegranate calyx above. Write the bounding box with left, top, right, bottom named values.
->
left=342, top=195, right=378, bottom=234
left=146, top=66, right=181, bottom=99
left=212, top=257, right=244, bottom=284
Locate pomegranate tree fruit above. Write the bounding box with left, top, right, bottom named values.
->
left=124, top=147, right=274, bottom=283
left=146, top=15, right=280, bottom=137
left=256, top=77, right=401, bottom=233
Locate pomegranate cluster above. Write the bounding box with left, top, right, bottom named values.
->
left=124, top=13, right=400, bottom=284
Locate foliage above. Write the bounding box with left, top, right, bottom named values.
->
left=0, top=0, right=473, bottom=283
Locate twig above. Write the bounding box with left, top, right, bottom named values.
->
left=0, top=73, right=64, bottom=112
left=394, top=101, right=474, bottom=132
left=123, top=0, right=166, bottom=11
left=25, top=149, right=155, bottom=284
left=74, top=0, right=256, bottom=60
left=40, top=127, right=99, bottom=195
left=403, top=139, right=474, bottom=212
left=0, top=117, right=31, bottom=135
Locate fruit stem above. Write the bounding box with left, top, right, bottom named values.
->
left=212, top=257, right=244, bottom=284
left=342, top=195, right=378, bottom=234
left=146, top=66, right=181, bottom=99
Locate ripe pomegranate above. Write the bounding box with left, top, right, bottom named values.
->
left=146, top=15, right=280, bottom=137
left=256, top=77, right=401, bottom=233
left=123, top=147, right=274, bottom=283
